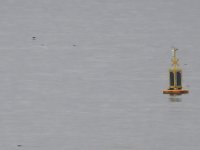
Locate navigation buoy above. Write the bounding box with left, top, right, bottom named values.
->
left=163, top=48, right=189, bottom=95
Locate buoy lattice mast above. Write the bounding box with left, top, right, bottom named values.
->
left=170, top=48, right=182, bottom=90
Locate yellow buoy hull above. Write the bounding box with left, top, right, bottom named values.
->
left=163, top=89, right=189, bottom=95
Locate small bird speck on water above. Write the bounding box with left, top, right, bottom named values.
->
left=73, top=44, right=76, bottom=47
left=17, top=145, right=23, bottom=147
left=32, top=37, right=36, bottom=40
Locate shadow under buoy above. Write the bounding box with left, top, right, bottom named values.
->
left=169, top=95, right=182, bottom=102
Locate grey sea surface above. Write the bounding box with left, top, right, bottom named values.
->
left=0, top=0, right=200, bottom=149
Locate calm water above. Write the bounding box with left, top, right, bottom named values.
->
left=0, top=0, right=200, bottom=149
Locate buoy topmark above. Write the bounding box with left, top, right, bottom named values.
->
left=163, top=48, right=189, bottom=95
